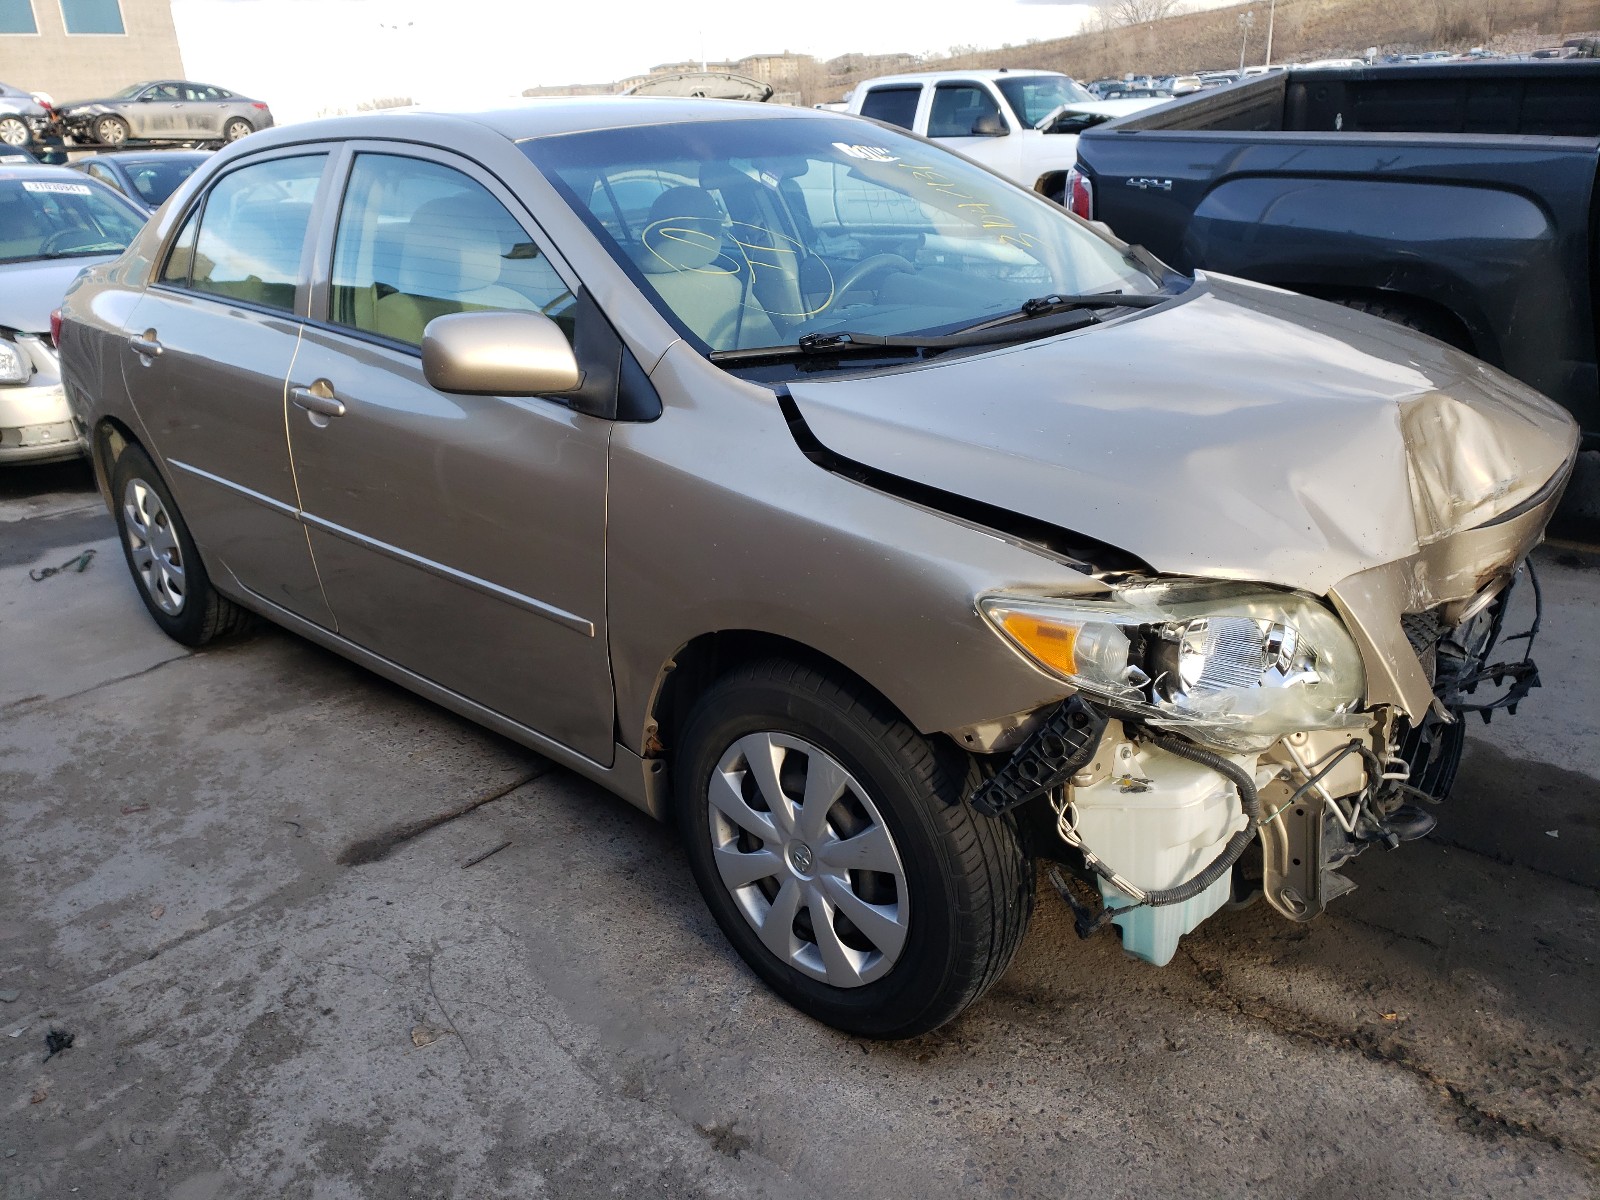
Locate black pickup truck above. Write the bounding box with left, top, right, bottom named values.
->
left=1070, top=62, right=1600, bottom=447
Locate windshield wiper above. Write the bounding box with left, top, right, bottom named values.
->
left=953, top=291, right=1166, bottom=336
left=710, top=306, right=1104, bottom=367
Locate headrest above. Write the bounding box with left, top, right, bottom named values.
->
left=398, top=193, right=509, bottom=298
left=640, top=186, right=726, bottom=274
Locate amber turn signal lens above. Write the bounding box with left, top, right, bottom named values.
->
left=993, top=610, right=1082, bottom=677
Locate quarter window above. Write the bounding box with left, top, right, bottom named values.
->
left=329, top=153, right=576, bottom=348
left=165, top=154, right=325, bottom=310
left=0, top=0, right=37, bottom=34
left=58, top=0, right=123, bottom=34
left=858, top=85, right=920, bottom=130
left=927, top=84, right=1003, bottom=138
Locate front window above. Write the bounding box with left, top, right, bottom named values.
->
left=523, top=116, right=1157, bottom=354
left=0, top=177, right=142, bottom=263
left=995, top=75, right=1096, bottom=126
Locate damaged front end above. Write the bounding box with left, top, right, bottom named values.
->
left=969, top=513, right=1560, bottom=967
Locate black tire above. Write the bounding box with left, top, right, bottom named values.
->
left=223, top=118, right=253, bottom=142
left=675, top=658, right=1033, bottom=1039
left=95, top=114, right=129, bottom=146
left=0, top=116, right=28, bottom=148
left=1332, top=296, right=1472, bottom=352
left=110, top=443, right=253, bottom=647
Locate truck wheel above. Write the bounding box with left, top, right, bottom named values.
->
left=1333, top=296, right=1472, bottom=353
left=111, top=444, right=253, bottom=646
left=675, top=657, right=1034, bottom=1039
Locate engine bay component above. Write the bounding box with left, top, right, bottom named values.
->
left=1058, top=731, right=1258, bottom=964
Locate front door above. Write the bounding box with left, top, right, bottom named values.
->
left=129, top=83, right=185, bottom=139
left=120, top=150, right=334, bottom=625
left=286, top=148, right=614, bottom=762
left=927, top=82, right=1023, bottom=181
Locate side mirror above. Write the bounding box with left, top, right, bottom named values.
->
left=971, top=112, right=1009, bottom=137
left=421, top=310, right=582, bottom=396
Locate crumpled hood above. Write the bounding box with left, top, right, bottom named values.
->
left=0, top=256, right=117, bottom=334
left=786, top=275, right=1579, bottom=596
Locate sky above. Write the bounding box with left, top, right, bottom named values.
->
left=169, top=0, right=1197, bottom=123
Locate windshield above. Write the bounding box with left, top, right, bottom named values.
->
left=995, top=75, right=1096, bottom=125
left=523, top=116, right=1157, bottom=355
left=122, top=157, right=204, bottom=206
left=0, top=179, right=143, bottom=263
left=110, top=83, right=148, bottom=100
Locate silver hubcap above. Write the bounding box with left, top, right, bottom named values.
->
left=100, top=120, right=124, bottom=144
left=226, top=122, right=248, bottom=141
left=0, top=120, right=25, bottom=147
left=122, top=478, right=185, bottom=616
left=708, top=732, right=909, bottom=988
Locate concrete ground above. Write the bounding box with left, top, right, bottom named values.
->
left=2, top=460, right=1596, bottom=1200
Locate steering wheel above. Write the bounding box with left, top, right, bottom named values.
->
left=826, top=253, right=915, bottom=310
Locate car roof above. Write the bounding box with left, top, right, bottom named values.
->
left=0, top=162, right=106, bottom=183
left=236, top=96, right=837, bottom=152
left=853, top=69, right=1069, bottom=88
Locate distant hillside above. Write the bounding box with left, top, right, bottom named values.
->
left=835, top=0, right=1600, bottom=95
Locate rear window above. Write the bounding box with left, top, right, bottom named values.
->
left=858, top=86, right=920, bottom=130
left=0, top=178, right=143, bottom=264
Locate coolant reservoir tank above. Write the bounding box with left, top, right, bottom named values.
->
left=1070, top=740, right=1249, bottom=966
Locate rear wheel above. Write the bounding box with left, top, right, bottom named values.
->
left=0, top=116, right=28, bottom=147
left=94, top=115, right=129, bottom=146
left=110, top=444, right=253, bottom=646
left=223, top=118, right=253, bottom=142
left=675, top=658, right=1033, bottom=1039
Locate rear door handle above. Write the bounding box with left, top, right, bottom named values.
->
left=289, top=384, right=346, bottom=418
left=128, top=331, right=163, bottom=359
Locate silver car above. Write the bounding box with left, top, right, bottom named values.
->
left=0, top=162, right=145, bottom=463
left=0, top=80, right=49, bottom=149
left=57, top=80, right=273, bottom=148
left=58, top=100, right=1578, bottom=1038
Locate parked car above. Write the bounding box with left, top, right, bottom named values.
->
left=59, top=99, right=1576, bottom=1037
left=55, top=81, right=272, bottom=147
left=0, top=80, right=50, bottom=149
left=846, top=69, right=1163, bottom=202
left=69, top=149, right=211, bottom=213
left=1068, top=60, right=1600, bottom=446
left=0, top=162, right=145, bottom=464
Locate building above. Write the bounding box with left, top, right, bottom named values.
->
left=0, top=0, right=183, bottom=103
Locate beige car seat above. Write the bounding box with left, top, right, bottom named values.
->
left=373, top=193, right=534, bottom=346
left=638, top=186, right=778, bottom=349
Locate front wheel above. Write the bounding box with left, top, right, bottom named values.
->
left=95, top=115, right=129, bottom=146
left=0, top=116, right=28, bottom=147
left=223, top=118, right=252, bottom=142
left=110, top=443, right=253, bottom=646
left=675, top=659, right=1033, bottom=1038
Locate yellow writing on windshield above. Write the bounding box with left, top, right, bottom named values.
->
left=892, top=161, right=1041, bottom=252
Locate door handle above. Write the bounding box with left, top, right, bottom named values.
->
left=289, top=383, right=346, bottom=418
left=128, top=330, right=163, bottom=359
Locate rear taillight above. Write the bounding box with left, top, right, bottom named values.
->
left=49, top=308, right=63, bottom=349
left=1066, top=168, right=1095, bottom=220
left=251, top=102, right=269, bottom=110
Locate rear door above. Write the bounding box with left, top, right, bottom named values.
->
left=119, top=149, right=335, bottom=624
left=285, top=144, right=615, bottom=762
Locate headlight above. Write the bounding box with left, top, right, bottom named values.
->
left=0, top=338, right=29, bottom=385
left=980, top=580, right=1367, bottom=751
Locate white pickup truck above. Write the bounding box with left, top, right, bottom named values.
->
left=843, top=69, right=1161, bottom=202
